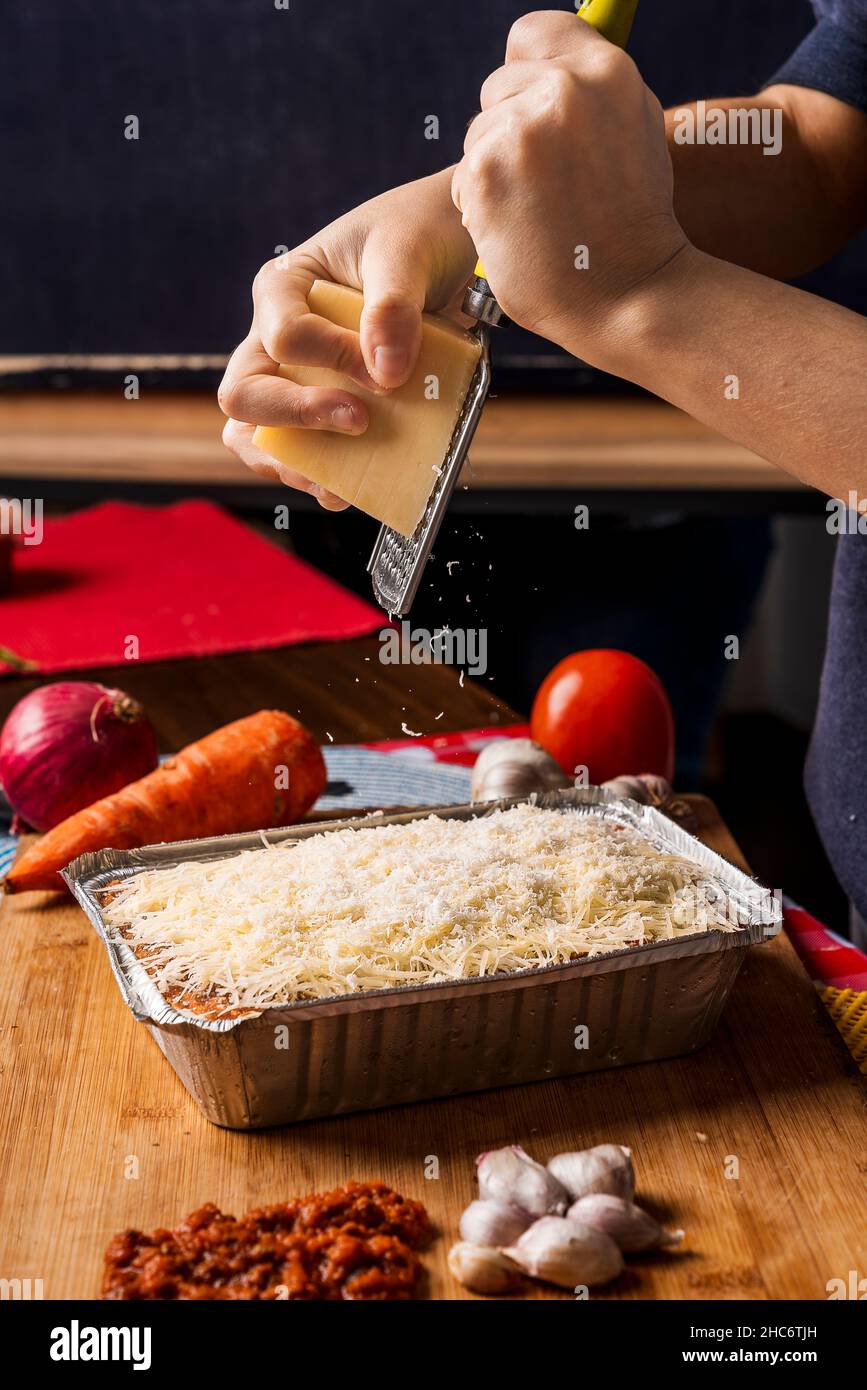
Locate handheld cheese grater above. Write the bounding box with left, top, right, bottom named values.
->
left=368, top=0, right=639, bottom=616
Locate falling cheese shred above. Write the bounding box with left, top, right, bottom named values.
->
left=103, top=805, right=741, bottom=1016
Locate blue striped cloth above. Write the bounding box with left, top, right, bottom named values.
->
left=319, top=746, right=471, bottom=810
left=0, top=745, right=473, bottom=875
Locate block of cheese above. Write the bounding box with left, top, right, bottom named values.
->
left=254, top=280, right=482, bottom=537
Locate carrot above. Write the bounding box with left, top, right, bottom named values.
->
left=5, top=709, right=326, bottom=894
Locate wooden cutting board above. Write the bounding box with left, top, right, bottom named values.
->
left=0, top=795, right=864, bottom=1301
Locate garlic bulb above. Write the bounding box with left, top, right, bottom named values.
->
left=547, top=1145, right=635, bottom=1203
left=477, top=1146, right=569, bottom=1217
left=567, top=1194, right=684, bottom=1253
left=471, top=739, right=570, bottom=803
left=459, top=1198, right=532, bottom=1247
left=447, top=1242, right=524, bottom=1295
left=504, top=1216, right=623, bottom=1289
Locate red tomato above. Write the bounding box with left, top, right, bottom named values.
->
left=530, top=649, right=675, bottom=784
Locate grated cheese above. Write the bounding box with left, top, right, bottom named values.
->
left=103, top=805, right=740, bottom=1016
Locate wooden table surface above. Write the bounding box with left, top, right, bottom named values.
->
left=0, top=638, right=517, bottom=750
left=0, top=645, right=863, bottom=1301
left=0, top=391, right=801, bottom=495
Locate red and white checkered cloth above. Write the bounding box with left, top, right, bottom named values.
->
left=782, top=901, right=867, bottom=991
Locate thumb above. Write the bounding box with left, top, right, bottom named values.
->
left=359, top=244, right=426, bottom=389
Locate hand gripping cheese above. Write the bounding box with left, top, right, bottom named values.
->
left=254, top=281, right=482, bottom=537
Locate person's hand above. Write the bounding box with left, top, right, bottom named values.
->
left=451, top=11, right=689, bottom=370
left=218, top=169, right=476, bottom=506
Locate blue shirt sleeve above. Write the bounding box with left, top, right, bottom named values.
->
left=766, top=3, right=867, bottom=112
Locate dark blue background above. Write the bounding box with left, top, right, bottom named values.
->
left=2, top=0, right=863, bottom=369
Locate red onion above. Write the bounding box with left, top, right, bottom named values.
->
left=0, top=681, right=158, bottom=832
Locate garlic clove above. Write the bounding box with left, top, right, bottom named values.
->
left=567, top=1194, right=684, bottom=1253
left=659, top=795, right=700, bottom=834
left=504, top=1216, right=623, bottom=1289
left=602, top=774, right=674, bottom=807
left=447, top=1242, right=524, bottom=1295
left=477, top=1145, right=569, bottom=1217
left=459, top=1198, right=533, bottom=1247
left=634, top=773, right=673, bottom=805
left=601, top=775, right=653, bottom=804
left=471, top=739, right=570, bottom=803
left=547, top=1145, right=636, bottom=1202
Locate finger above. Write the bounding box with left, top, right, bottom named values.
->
left=253, top=255, right=378, bottom=391
left=222, top=418, right=349, bottom=511
left=450, top=163, right=464, bottom=217
left=452, top=128, right=507, bottom=222
left=463, top=102, right=517, bottom=156
left=358, top=238, right=428, bottom=388
left=219, top=336, right=369, bottom=433
left=506, top=9, right=595, bottom=63
left=468, top=71, right=548, bottom=159
left=479, top=59, right=548, bottom=112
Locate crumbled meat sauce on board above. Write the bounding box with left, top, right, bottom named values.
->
left=101, top=1182, right=432, bottom=1300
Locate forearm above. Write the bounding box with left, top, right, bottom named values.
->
left=666, top=87, right=867, bottom=278
left=594, top=245, right=867, bottom=497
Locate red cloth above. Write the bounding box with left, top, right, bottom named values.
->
left=0, top=500, right=382, bottom=673
left=365, top=722, right=531, bottom=766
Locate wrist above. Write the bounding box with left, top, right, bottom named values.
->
left=406, top=165, right=475, bottom=253
left=569, top=242, right=707, bottom=383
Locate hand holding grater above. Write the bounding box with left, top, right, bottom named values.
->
left=368, top=0, right=639, bottom=616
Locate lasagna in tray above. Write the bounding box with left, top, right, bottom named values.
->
left=101, top=803, right=740, bottom=1021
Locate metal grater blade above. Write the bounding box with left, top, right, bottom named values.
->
left=368, top=326, right=492, bottom=615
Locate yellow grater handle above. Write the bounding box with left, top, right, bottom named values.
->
left=473, top=0, right=639, bottom=281
left=575, top=0, right=639, bottom=51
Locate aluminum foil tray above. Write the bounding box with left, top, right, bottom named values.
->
left=63, top=789, right=782, bottom=1129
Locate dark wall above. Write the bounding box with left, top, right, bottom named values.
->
left=2, top=0, right=861, bottom=368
